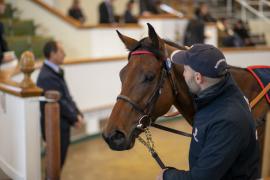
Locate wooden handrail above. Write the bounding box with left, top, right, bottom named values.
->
left=31, top=0, right=142, bottom=29
left=1, top=46, right=270, bottom=97
left=139, top=13, right=186, bottom=19
left=45, top=90, right=61, bottom=180
left=64, top=56, right=126, bottom=65
left=0, top=52, right=42, bottom=97
left=31, top=0, right=82, bottom=28
left=0, top=55, right=127, bottom=97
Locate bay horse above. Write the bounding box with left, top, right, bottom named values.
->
left=102, top=24, right=269, bottom=161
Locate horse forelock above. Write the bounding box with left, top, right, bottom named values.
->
left=163, top=39, right=186, bottom=51
left=128, top=38, right=165, bottom=61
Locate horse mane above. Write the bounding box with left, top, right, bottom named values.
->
left=163, top=40, right=246, bottom=71
left=129, top=38, right=245, bottom=72
left=163, top=39, right=186, bottom=50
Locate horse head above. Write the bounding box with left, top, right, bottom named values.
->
left=102, top=23, right=195, bottom=151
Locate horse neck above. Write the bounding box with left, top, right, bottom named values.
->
left=171, top=64, right=195, bottom=125
left=230, top=67, right=261, bottom=100
left=164, top=44, right=195, bottom=125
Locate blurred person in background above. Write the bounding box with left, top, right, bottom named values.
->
left=217, top=18, right=243, bottom=47
left=124, top=0, right=138, bottom=23
left=195, top=2, right=216, bottom=23
left=37, top=41, right=85, bottom=170
left=233, top=20, right=254, bottom=46
left=68, top=0, right=86, bottom=24
left=99, top=0, right=118, bottom=24
left=0, top=0, right=13, bottom=65
left=139, top=0, right=161, bottom=16
left=184, top=3, right=207, bottom=46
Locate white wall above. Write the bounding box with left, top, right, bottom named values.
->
left=224, top=50, right=270, bottom=67
left=249, top=19, right=270, bottom=45
left=65, top=50, right=270, bottom=109
left=9, top=0, right=142, bottom=59
left=10, top=50, right=270, bottom=112
left=9, top=0, right=217, bottom=59
left=0, top=93, right=41, bottom=180
left=140, top=18, right=189, bottom=44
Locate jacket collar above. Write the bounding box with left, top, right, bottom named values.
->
left=44, top=59, right=60, bottom=73
left=43, top=62, right=64, bottom=78
left=194, top=73, right=235, bottom=110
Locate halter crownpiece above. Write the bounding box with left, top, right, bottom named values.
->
left=131, top=50, right=156, bottom=57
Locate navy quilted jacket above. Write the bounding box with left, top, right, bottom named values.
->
left=164, top=74, right=260, bottom=180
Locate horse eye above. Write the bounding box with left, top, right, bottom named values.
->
left=143, top=73, right=155, bottom=83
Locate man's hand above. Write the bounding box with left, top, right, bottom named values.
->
left=74, top=114, right=85, bottom=129
left=156, top=169, right=167, bottom=180
left=3, top=53, right=14, bottom=62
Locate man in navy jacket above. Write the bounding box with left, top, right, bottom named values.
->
left=157, top=44, right=260, bottom=180
left=37, top=41, right=84, bottom=168
left=99, top=0, right=116, bottom=24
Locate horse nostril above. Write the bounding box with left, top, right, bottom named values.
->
left=110, top=130, right=126, bottom=146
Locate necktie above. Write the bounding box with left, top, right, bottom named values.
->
left=59, top=68, right=64, bottom=78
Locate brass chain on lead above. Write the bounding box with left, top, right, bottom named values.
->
left=145, top=127, right=155, bottom=150
left=137, top=127, right=155, bottom=153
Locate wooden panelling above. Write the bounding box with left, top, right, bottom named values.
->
left=64, top=56, right=126, bottom=65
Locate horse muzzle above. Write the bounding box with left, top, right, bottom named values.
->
left=102, top=130, right=132, bottom=151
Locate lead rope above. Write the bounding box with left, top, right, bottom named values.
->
left=138, top=128, right=166, bottom=169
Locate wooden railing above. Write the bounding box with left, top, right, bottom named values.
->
left=64, top=56, right=126, bottom=65
left=31, top=0, right=141, bottom=29
left=139, top=13, right=185, bottom=19
left=0, top=52, right=42, bottom=97
left=45, top=91, right=61, bottom=180
left=0, top=55, right=127, bottom=96
left=1, top=45, right=270, bottom=97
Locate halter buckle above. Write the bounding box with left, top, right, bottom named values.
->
left=137, top=115, right=152, bottom=130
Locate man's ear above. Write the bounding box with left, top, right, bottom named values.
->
left=194, top=72, right=203, bottom=84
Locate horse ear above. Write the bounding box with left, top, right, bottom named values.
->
left=147, top=23, right=164, bottom=50
left=116, top=30, right=138, bottom=51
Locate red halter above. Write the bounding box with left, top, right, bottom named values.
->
left=130, top=50, right=155, bottom=57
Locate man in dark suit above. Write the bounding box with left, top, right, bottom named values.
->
left=124, top=0, right=138, bottom=23
left=98, top=0, right=116, bottom=24
left=37, top=41, right=84, bottom=168
left=68, top=0, right=86, bottom=23
left=0, top=0, right=13, bottom=65
left=139, top=0, right=160, bottom=16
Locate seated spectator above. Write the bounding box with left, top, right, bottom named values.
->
left=124, top=0, right=138, bottom=23
left=68, top=0, right=86, bottom=24
left=139, top=0, right=161, bottom=16
left=195, top=2, right=216, bottom=23
left=217, top=18, right=243, bottom=47
left=0, top=0, right=13, bottom=65
left=99, top=0, right=118, bottom=24
left=233, top=20, right=254, bottom=46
